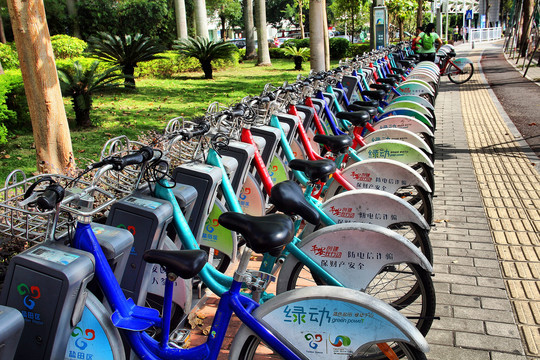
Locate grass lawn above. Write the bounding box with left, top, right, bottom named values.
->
left=0, top=58, right=333, bottom=182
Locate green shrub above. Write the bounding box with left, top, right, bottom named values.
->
left=329, top=37, right=350, bottom=60
left=0, top=80, right=16, bottom=145
left=56, top=57, right=112, bottom=75
left=51, top=35, right=88, bottom=59
left=0, top=43, right=19, bottom=70
left=0, top=70, right=31, bottom=135
left=269, top=48, right=286, bottom=59
left=282, top=38, right=310, bottom=49
left=347, top=43, right=371, bottom=58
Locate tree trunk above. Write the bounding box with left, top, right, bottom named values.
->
left=255, top=0, right=271, bottom=65
left=7, top=0, right=74, bottom=174
left=0, top=61, right=4, bottom=75
left=484, top=0, right=490, bottom=27
left=201, top=60, right=213, bottom=79
left=417, top=0, right=423, bottom=27
left=299, top=0, right=305, bottom=39
left=244, top=0, right=257, bottom=59
left=309, top=0, right=325, bottom=71
left=73, top=95, right=93, bottom=128
left=123, top=65, right=136, bottom=88
left=519, top=0, right=534, bottom=57
left=0, top=15, right=6, bottom=43
left=322, top=0, right=330, bottom=70
left=174, top=0, right=189, bottom=39
left=294, top=56, right=303, bottom=70
left=220, top=11, right=227, bottom=40
left=351, top=9, right=355, bottom=43
left=399, top=18, right=404, bottom=41
left=194, top=0, right=209, bottom=39
left=66, top=0, right=81, bottom=38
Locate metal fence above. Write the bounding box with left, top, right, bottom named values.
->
left=469, top=27, right=503, bottom=43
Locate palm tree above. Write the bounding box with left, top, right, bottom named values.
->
left=87, top=32, right=166, bottom=88
left=58, top=61, right=127, bottom=127
left=173, top=37, right=237, bottom=79
left=283, top=46, right=310, bottom=70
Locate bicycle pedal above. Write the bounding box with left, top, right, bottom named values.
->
left=169, top=329, right=191, bottom=348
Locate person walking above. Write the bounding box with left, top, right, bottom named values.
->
left=453, top=25, right=459, bottom=42
left=412, top=26, right=423, bottom=54
left=415, top=23, right=443, bottom=62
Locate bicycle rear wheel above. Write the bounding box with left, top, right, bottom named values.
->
left=448, top=63, right=474, bottom=84
left=237, top=337, right=427, bottom=360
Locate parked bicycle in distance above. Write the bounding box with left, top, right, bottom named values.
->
left=436, top=44, right=474, bottom=84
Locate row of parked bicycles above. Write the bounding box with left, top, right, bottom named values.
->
left=0, top=42, right=449, bottom=360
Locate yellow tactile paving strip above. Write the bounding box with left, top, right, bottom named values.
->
left=460, top=51, right=540, bottom=358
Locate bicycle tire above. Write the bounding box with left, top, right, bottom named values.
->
left=281, top=259, right=435, bottom=337
left=448, top=62, right=474, bottom=84
left=237, top=336, right=428, bottom=360
left=394, top=186, right=434, bottom=225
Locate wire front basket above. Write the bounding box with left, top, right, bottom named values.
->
left=0, top=171, right=72, bottom=243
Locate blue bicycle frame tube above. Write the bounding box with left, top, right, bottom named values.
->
left=336, top=82, right=351, bottom=108
left=316, top=91, right=346, bottom=136
left=154, top=179, right=232, bottom=296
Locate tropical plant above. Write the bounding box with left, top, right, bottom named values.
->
left=87, top=32, right=166, bottom=88
left=173, top=37, right=237, bottom=79
left=50, top=35, right=88, bottom=59
left=282, top=46, right=310, bottom=70
left=57, top=61, right=127, bottom=127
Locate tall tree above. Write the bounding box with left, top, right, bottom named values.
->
left=194, top=0, right=209, bottom=38
left=243, top=0, right=257, bottom=59
left=519, top=0, right=535, bottom=57
left=7, top=0, right=74, bottom=174
left=310, top=0, right=325, bottom=71
left=386, top=0, right=416, bottom=41
left=330, top=0, right=363, bottom=42
left=416, top=0, right=423, bottom=27
left=207, top=0, right=242, bottom=40
left=174, top=0, right=189, bottom=39
left=254, top=0, right=271, bottom=65
left=0, top=12, right=6, bottom=43
left=66, top=0, right=80, bottom=38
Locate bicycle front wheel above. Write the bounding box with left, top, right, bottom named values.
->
left=237, top=337, right=427, bottom=360
left=448, top=62, right=474, bottom=84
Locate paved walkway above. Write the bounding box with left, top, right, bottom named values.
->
left=188, top=41, right=540, bottom=359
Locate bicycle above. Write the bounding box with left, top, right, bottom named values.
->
left=436, top=45, right=474, bottom=84
left=2, top=150, right=430, bottom=360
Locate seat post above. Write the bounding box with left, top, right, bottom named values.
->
left=234, top=247, right=253, bottom=282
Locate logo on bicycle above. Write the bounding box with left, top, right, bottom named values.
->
left=239, top=186, right=251, bottom=200
left=17, top=283, right=40, bottom=310
left=304, top=333, right=323, bottom=349
left=71, top=327, right=96, bottom=351
left=329, top=335, right=351, bottom=347
left=205, top=218, right=219, bottom=233
left=116, top=223, right=136, bottom=235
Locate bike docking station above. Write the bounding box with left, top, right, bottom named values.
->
left=0, top=305, right=24, bottom=359
left=0, top=242, right=95, bottom=359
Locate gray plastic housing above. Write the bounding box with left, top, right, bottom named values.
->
left=91, top=223, right=134, bottom=282
left=0, top=305, right=24, bottom=360
left=105, top=194, right=173, bottom=306
left=0, top=243, right=94, bottom=360
left=218, top=140, right=256, bottom=195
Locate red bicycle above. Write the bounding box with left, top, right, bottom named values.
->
left=437, top=45, right=474, bottom=84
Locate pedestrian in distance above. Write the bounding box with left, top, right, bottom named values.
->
left=415, top=23, right=443, bottom=62
left=412, top=26, right=424, bottom=54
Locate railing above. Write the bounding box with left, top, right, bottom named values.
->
left=469, top=27, right=502, bottom=43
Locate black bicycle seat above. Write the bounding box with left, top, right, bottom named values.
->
left=143, top=249, right=208, bottom=279
left=360, top=89, right=386, bottom=100
left=270, top=180, right=320, bottom=225
left=218, top=213, right=294, bottom=256
left=377, top=78, right=397, bottom=87
left=334, top=111, right=370, bottom=127
left=288, top=158, right=336, bottom=183
left=369, top=83, right=392, bottom=92
left=313, top=134, right=352, bottom=153
left=354, top=100, right=379, bottom=108
left=347, top=104, right=377, bottom=117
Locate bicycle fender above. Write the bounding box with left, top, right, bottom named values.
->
left=362, top=128, right=432, bottom=154
left=389, top=95, right=435, bottom=112
left=406, top=72, right=439, bottom=85
left=382, top=102, right=434, bottom=124
left=400, top=79, right=436, bottom=95
left=277, top=223, right=433, bottom=292
left=452, top=57, right=473, bottom=70
left=326, top=159, right=431, bottom=197
left=380, top=108, right=433, bottom=128
left=371, top=115, right=434, bottom=138
left=229, top=286, right=430, bottom=359
left=200, top=199, right=238, bottom=262
left=320, top=189, right=429, bottom=229
left=355, top=140, right=434, bottom=169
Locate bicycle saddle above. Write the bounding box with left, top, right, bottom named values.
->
left=288, top=159, right=336, bottom=183
left=143, top=249, right=208, bottom=279
left=377, top=77, right=398, bottom=87
left=269, top=180, right=320, bottom=225
left=334, top=111, right=370, bottom=128
left=369, top=83, right=392, bottom=92
left=313, top=134, right=352, bottom=153
left=347, top=104, right=377, bottom=117
left=360, top=89, right=386, bottom=100
left=353, top=100, right=379, bottom=108
left=218, top=213, right=294, bottom=256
